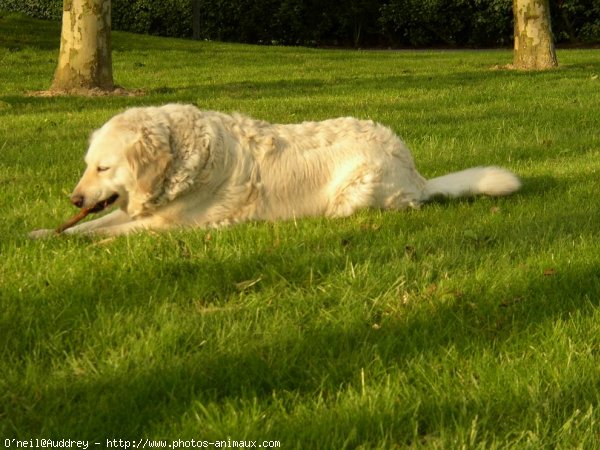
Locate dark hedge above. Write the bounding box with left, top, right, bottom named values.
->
left=1, top=0, right=598, bottom=46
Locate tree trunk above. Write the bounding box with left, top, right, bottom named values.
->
left=513, top=0, right=558, bottom=70
left=51, top=0, right=114, bottom=92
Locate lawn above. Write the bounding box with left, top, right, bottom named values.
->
left=1, top=11, right=600, bottom=449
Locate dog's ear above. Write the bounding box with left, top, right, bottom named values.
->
left=127, top=125, right=173, bottom=196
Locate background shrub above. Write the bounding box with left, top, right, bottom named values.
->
left=0, top=0, right=62, bottom=21
left=112, top=0, right=192, bottom=38
left=0, top=0, right=598, bottom=46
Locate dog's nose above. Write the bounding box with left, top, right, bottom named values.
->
left=70, top=194, right=85, bottom=208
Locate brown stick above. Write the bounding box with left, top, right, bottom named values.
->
left=54, top=194, right=119, bottom=235
left=55, top=208, right=92, bottom=234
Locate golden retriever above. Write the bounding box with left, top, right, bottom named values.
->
left=30, top=104, right=521, bottom=238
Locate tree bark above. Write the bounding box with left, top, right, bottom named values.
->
left=51, top=0, right=114, bottom=92
left=513, top=0, right=558, bottom=70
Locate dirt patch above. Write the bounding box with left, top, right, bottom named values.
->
left=27, top=86, right=145, bottom=97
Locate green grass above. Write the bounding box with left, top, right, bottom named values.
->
left=2, top=11, right=600, bottom=448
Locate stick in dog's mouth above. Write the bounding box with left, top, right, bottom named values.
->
left=55, top=193, right=120, bottom=234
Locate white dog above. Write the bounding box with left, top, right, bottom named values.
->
left=30, top=104, right=521, bottom=238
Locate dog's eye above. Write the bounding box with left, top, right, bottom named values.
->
left=97, top=166, right=110, bottom=172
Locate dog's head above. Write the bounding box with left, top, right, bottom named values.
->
left=70, top=109, right=173, bottom=218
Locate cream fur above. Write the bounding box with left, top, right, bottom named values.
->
left=30, top=104, right=521, bottom=237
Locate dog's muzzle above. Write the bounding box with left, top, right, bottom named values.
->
left=71, top=193, right=119, bottom=212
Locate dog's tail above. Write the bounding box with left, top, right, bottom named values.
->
left=422, top=166, right=521, bottom=201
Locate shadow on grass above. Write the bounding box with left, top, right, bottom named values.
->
left=3, top=212, right=599, bottom=438
left=0, top=13, right=59, bottom=51
left=14, top=268, right=600, bottom=438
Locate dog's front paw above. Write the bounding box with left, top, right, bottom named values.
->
left=28, top=229, right=56, bottom=239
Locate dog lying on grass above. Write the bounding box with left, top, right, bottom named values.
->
left=30, top=104, right=521, bottom=238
